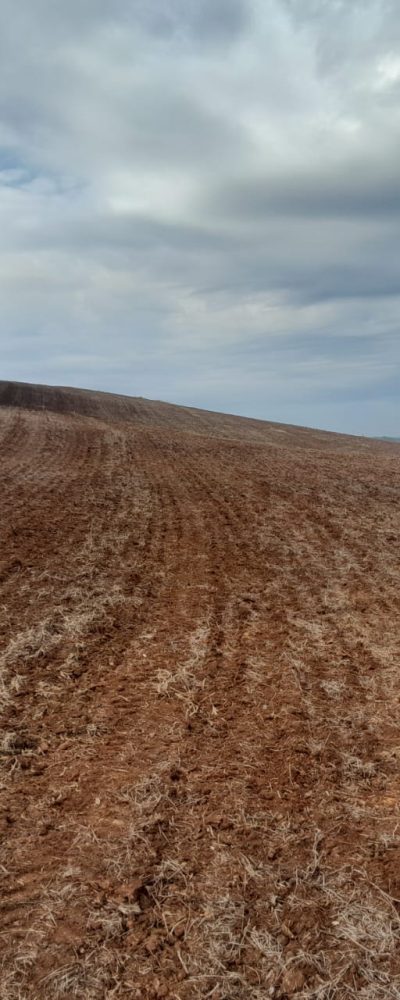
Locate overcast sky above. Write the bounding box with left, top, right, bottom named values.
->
left=0, top=0, right=399, bottom=434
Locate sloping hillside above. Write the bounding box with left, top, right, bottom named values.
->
left=1, top=382, right=399, bottom=999
left=0, top=378, right=383, bottom=448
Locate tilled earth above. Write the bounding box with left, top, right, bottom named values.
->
left=0, top=381, right=400, bottom=999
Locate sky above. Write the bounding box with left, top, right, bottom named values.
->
left=0, top=0, right=399, bottom=435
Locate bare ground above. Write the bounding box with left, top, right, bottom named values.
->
left=0, top=382, right=400, bottom=999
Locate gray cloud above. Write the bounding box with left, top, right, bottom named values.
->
left=0, top=0, right=399, bottom=435
left=139, top=0, right=249, bottom=43
left=209, top=160, right=400, bottom=219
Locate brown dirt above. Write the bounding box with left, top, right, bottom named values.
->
left=0, top=380, right=400, bottom=999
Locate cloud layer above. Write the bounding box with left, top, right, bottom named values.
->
left=0, top=0, right=399, bottom=433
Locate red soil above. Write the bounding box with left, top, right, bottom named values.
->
left=0, top=381, right=399, bottom=999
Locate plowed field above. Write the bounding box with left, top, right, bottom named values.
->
left=1, top=381, right=400, bottom=999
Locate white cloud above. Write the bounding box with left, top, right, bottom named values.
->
left=374, top=52, right=400, bottom=89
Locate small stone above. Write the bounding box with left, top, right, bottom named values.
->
left=277, top=932, right=289, bottom=946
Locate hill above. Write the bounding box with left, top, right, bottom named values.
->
left=0, top=378, right=386, bottom=448
left=0, top=381, right=399, bottom=999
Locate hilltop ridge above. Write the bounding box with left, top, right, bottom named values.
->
left=0, top=378, right=394, bottom=452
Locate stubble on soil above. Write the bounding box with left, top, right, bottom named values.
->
left=0, top=382, right=400, bottom=999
